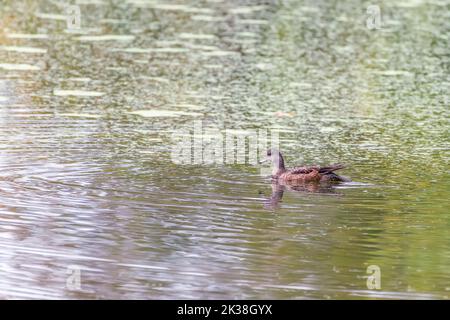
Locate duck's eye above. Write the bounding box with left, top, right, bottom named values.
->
left=267, top=150, right=271, bottom=156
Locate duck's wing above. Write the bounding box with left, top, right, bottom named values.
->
left=289, top=164, right=346, bottom=175
left=288, top=166, right=320, bottom=174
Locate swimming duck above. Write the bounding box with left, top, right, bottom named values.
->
left=263, top=149, right=350, bottom=183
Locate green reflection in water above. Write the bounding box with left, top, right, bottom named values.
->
left=0, top=0, right=448, bottom=299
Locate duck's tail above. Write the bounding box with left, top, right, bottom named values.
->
left=321, top=172, right=351, bottom=182
left=318, top=164, right=346, bottom=174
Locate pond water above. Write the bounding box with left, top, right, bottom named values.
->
left=0, top=0, right=449, bottom=299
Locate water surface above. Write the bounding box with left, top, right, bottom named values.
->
left=0, top=0, right=449, bottom=299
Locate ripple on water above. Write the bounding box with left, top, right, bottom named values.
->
left=0, top=0, right=449, bottom=300
left=111, top=47, right=189, bottom=54
left=178, top=33, right=218, bottom=40
left=0, top=46, right=47, bottom=54
left=53, top=90, right=105, bottom=97
left=59, top=113, right=102, bottom=119
left=34, top=12, right=67, bottom=21
left=0, top=63, right=40, bottom=71
left=127, top=110, right=203, bottom=117
left=75, top=35, right=135, bottom=42
left=6, top=33, right=49, bottom=39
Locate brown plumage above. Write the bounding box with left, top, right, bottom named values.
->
left=264, top=149, right=350, bottom=183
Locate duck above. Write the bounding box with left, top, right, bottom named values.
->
left=263, top=149, right=350, bottom=183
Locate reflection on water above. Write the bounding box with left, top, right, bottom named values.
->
left=265, top=181, right=339, bottom=208
left=0, top=0, right=449, bottom=299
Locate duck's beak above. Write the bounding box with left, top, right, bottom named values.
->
left=259, top=158, right=269, bottom=164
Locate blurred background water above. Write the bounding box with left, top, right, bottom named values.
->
left=0, top=0, right=449, bottom=299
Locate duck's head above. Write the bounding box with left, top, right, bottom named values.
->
left=262, top=149, right=286, bottom=176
